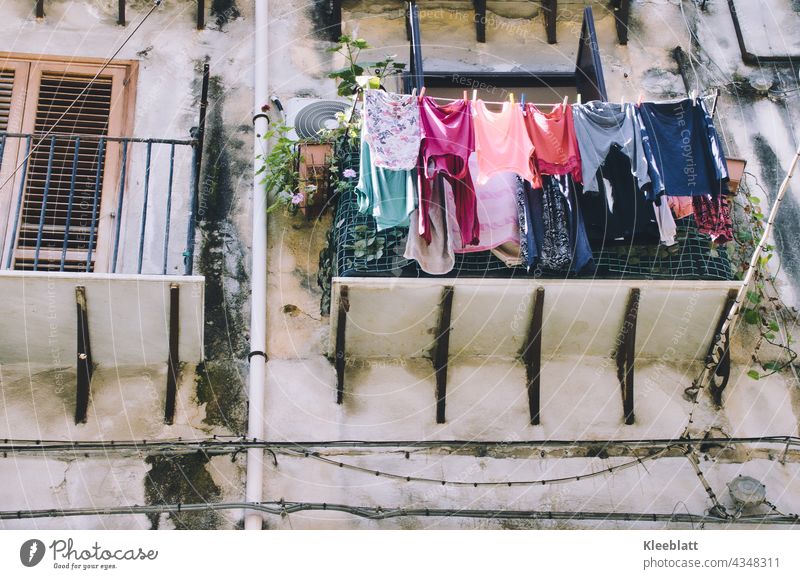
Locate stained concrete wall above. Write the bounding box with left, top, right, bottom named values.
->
left=0, top=0, right=253, bottom=529
left=261, top=0, right=800, bottom=529
left=2, top=0, right=800, bottom=530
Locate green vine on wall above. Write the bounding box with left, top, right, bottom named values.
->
left=731, top=173, right=798, bottom=380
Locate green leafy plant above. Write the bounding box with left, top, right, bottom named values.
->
left=730, top=172, right=798, bottom=380
left=327, top=35, right=406, bottom=97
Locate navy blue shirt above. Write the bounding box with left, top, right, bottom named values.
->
left=637, top=99, right=729, bottom=197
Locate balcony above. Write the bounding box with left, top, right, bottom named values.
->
left=321, top=136, right=742, bottom=428
left=0, top=131, right=204, bottom=423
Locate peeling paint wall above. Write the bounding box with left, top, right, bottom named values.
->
left=261, top=0, right=800, bottom=529
left=2, top=0, right=800, bottom=531
left=0, top=0, right=253, bottom=529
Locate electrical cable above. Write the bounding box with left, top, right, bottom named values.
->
left=1, top=500, right=797, bottom=525
left=0, top=0, right=164, bottom=192
left=3, top=436, right=800, bottom=454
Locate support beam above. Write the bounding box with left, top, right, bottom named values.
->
left=434, top=286, right=455, bottom=424
left=197, top=0, right=205, bottom=30
left=612, top=0, right=630, bottom=45
left=473, top=0, right=486, bottom=43
left=118, top=0, right=125, bottom=25
left=335, top=285, right=349, bottom=404
left=75, top=286, right=93, bottom=424
left=165, top=284, right=180, bottom=424
left=616, top=288, right=640, bottom=425
left=521, top=287, right=545, bottom=425
left=543, top=0, right=557, bottom=44
left=708, top=289, right=738, bottom=407
left=35, top=0, right=44, bottom=19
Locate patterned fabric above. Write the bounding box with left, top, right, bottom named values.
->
left=539, top=176, right=572, bottom=271
left=693, top=194, right=733, bottom=243
left=364, top=89, right=421, bottom=171
left=515, top=176, right=536, bottom=270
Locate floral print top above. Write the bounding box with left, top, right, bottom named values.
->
left=364, top=89, right=421, bottom=171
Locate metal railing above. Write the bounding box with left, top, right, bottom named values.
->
left=0, top=131, right=201, bottom=275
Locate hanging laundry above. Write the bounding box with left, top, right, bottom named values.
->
left=524, top=102, right=582, bottom=182
left=363, top=89, right=421, bottom=171
left=472, top=99, right=537, bottom=186
left=418, top=96, right=480, bottom=246
left=404, top=177, right=455, bottom=275
left=562, top=176, right=595, bottom=274
left=515, top=176, right=538, bottom=271
left=667, top=196, right=694, bottom=219
left=572, top=101, right=652, bottom=196
left=533, top=176, right=572, bottom=272
left=447, top=154, right=520, bottom=254
left=581, top=144, right=660, bottom=242
left=637, top=98, right=729, bottom=197
left=355, top=120, right=417, bottom=231
left=693, top=194, right=733, bottom=243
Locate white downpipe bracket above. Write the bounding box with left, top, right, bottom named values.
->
left=245, top=0, right=269, bottom=530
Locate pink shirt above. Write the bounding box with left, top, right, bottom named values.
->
left=473, top=100, right=536, bottom=186
left=524, top=103, right=582, bottom=182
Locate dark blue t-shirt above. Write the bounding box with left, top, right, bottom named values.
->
left=637, top=99, right=729, bottom=197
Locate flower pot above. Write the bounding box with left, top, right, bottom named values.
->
left=726, top=157, right=746, bottom=194
left=297, top=142, right=333, bottom=219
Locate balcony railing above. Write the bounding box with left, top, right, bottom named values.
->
left=0, top=131, right=200, bottom=276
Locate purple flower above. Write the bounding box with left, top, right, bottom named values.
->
left=342, top=168, right=357, bottom=179
left=291, top=192, right=304, bottom=205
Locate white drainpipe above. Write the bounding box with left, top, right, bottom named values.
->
left=245, top=0, right=269, bottom=530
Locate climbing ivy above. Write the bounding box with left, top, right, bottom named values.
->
left=730, top=173, right=798, bottom=380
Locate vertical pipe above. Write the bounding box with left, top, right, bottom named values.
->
left=185, top=64, right=209, bottom=276
left=137, top=141, right=152, bottom=274
left=162, top=143, right=175, bottom=275
left=111, top=139, right=129, bottom=273
left=35, top=0, right=44, bottom=19
left=61, top=137, right=80, bottom=272
left=5, top=135, right=31, bottom=269
left=34, top=136, right=56, bottom=270
left=245, top=0, right=269, bottom=531
left=86, top=138, right=106, bottom=272
left=118, top=0, right=125, bottom=25
left=409, top=2, right=424, bottom=90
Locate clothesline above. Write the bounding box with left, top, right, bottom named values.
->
left=404, top=89, right=718, bottom=108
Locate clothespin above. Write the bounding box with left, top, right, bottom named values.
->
left=689, top=89, right=697, bottom=104
left=520, top=93, right=526, bottom=107
left=410, top=87, right=417, bottom=98
left=463, top=90, right=468, bottom=101
left=620, top=94, right=625, bottom=107
left=636, top=92, right=643, bottom=106
left=509, top=92, right=514, bottom=104
left=417, top=86, right=426, bottom=102
left=577, top=93, right=582, bottom=105
left=562, top=94, right=569, bottom=110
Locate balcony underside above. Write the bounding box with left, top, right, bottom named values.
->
left=0, top=270, right=204, bottom=368
left=331, top=277, right=740, bottom=361
left=330, top=277, right=742, bottom=423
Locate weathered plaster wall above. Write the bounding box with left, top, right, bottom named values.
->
left=261, top=0, right=800, bottom=529
left=0, top=0, right=254, bottom=529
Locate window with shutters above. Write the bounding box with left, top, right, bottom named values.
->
left=0, top=54, right=137, bottom=272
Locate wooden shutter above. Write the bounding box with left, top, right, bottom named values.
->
left=0, top=61, right=30, bottom=259
left=13, top=72, right=114, bottom=271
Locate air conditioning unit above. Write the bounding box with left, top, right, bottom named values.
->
left=284, top=98, right=352, bottom=140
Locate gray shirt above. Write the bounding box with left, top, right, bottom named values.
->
left=572, top=102, right=651, bottom=193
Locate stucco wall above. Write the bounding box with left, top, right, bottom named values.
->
left=2, top=0, right=800, bottom=530
left=0, top=0, right=254, bottom=529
